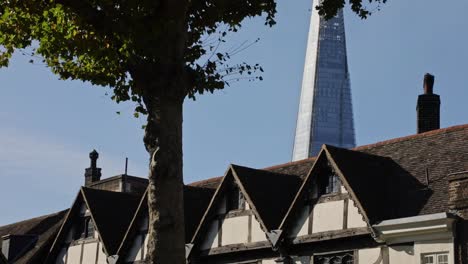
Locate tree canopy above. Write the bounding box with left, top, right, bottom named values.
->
left=0, top=0, right=384, bottom=110
left=0, top=1, right=276, bottom=114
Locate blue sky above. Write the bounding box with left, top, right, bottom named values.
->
left=1, top=0, right=467, bottom=225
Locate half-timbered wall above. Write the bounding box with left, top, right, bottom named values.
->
left=288, top=184, right=367, bottom=239
left=55, top=204, right=107, bottom=264
left=200, top=195, right=267, bottom=251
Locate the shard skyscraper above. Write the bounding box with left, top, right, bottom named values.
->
left=292, top=3, right=355, bottom=161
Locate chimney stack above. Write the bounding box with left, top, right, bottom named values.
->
left=417, top=73, right=441, bottom=134
left=84, top=150, right=102, bottom=186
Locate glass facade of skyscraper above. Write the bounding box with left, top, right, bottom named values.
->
left=292, top=6, right=355, bottom=161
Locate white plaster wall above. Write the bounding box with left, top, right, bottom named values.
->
left=347, top=199, right=367, bottom=228
left=200, top=221, right=219, bottom=250
left=251, top=217, right=266, bottom=242
left=313, top=200, right=344, bottom=233
left=125, top=234, right=143, bottom=262
left=359, top=247, right=383, bottom=264
left=415, top=238, right=454, bottom=264
left=389, top=245, right=414, bottom=264
left=222, top=216, right=249, bottom=245
left=288, top=206, right=309, bottom=238
left=82, top=242, right=98, bottom=264
left=66, top=245, right=81, bottom=264
left=341, top=186, right=348, bottom=193
left=97, top=242, right=107, bottom=264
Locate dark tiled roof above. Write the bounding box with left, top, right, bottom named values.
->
left=264, top=158, right=316, bottom=179
left=356, top=125, right=468, bottom=218
left=0, top=210, right=67, bottom=264
left=117, top=184, right=215, bottom=257
left=184, top=186, right=216, bottom=242
left=325, top=145, right=430, bottom=224
left=232, top=165, right=303, bottom=230
left=82, top=187, right=142, bottom=255
left=188, top=176, right=223, bottom=189
left=278, top=125, right=468, bottom=224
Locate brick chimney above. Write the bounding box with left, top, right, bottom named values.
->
left=448, top=171, right=468, bottom=218
left=417, top=73, right=441, bottom=133
left=84, top=150, right=102, bottom=186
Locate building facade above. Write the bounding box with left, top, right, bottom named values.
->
left=292, top=2, right=355, bottom=161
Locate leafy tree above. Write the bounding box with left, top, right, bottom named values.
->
left=0, top=0, right=383, bottom=263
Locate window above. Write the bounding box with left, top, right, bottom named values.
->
left=74, top=216, right=95, bottom=240
left=227, top=185, right=245, bottom=211
left=342, top=255, right=353, bottom=264
left=422, top=253, right=449, bottom=264
left=325, top=174, right=340, bottom=194
left=314, top=252, right=353, bottom=264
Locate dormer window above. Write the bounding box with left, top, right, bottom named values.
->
left=227, top=185, right=245, bottom=211
left=319, top=171, right=341, bottom=196
left=74, top=216, right=95, bottom=240
left=325, top=174, right=340, bottom=194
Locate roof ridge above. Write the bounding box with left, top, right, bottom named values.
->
left=262, top=157, right=316, bottom=171
left=262, top=124, right=468, bottom=171
left=355, top=124, right=468, bottom=151
left=187, top=176, right=223, bottom=187
left=185, top=124, right=468, bottom=190
left=81, top=186, right=141, bottom=197
left=0, top=210, right=67, bottom=230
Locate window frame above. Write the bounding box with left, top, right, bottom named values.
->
left=313, top=251, right=354, bottom=264
left=325, top=173, right=341, bottom=194
left=421, top=252, right=449, bottom=264
left=226, top=184, right=245, bottom=212
left=74, top=215, right=95, bottom=240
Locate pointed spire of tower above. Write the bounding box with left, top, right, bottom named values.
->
left=292, top=3, right=355, bottom=161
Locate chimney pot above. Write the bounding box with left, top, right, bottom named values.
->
left=85, top=149, right=102, bottom=186
left=424, top=73, right=435, bottom=94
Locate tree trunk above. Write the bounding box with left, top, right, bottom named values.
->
left=144, top=93, right=186, bottom=264
left=137, top=1, right=189, bottom=263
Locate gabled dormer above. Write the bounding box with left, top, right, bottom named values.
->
left=188, top=164, right=303, bottom=261
left=194, top=171, right=269, bottom=253
left=305, top=160, right=343, bottom=201
left=46, top=188, right=141, bottom=264
left=117, top=184, right=215, bottom=263
left=282, top=145, right=385, bottom=243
